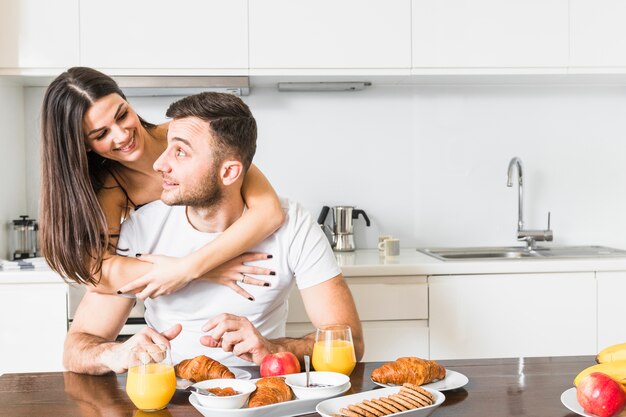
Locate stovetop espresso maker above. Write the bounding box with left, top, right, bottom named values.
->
left=318, top=206, right=370, bottom=252
left=10, top=215, right=38, bottom=260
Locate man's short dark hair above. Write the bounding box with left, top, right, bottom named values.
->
left=166, top=92, right=257, bottom=170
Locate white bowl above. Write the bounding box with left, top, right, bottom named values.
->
left=190, top=378, right=256, bottom=409
left=285, top=371, right=351, bottom=400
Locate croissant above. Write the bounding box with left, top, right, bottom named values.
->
left=371, top=357, right=446, bottom=386
left=248, top=377, right=292, bottom=408
left=174, top=355, right=234, bottom=382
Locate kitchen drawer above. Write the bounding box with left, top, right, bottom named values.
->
left=287, top=276, right=428, bottom=323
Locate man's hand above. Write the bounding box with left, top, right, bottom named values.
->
left=102, top=324, right=182, bottom=373
left=200, top=314, right=275, bottom=365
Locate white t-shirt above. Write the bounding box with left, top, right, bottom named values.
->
left=118, top=198, right=341, bottom=366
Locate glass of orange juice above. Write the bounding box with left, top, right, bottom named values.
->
left=311, top=324, right=356, bottom=376
left=126, top=344, right=176, bottom=412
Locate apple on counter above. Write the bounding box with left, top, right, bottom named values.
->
left=577, top=372, right=626, bottom=417
left=260, top=352, right=301, bottom=378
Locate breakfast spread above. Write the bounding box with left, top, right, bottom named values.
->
left=371, top=357, right=446, bottom=386
left=174, top=355, right=235, bottom=382
left=248, top=377, right=293, bottom=408
left=206, top=387, right=239, bottom=396
left=331, top=383, right=435, bottom=417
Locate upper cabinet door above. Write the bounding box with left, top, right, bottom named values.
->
left=0, top=0, right=79, bottom=69
left=80, top=0, right=248, bottom=72
left=249, top=0, right=411, bottom=70
left=570, top=0, right=626, bottom=68
left=412, top=0, right=569, bottom=69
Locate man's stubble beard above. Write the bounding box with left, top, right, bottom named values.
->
left=161, top=165, right=222, bottom=208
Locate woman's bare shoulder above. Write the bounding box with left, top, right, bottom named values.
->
left=150, top=122, right=170, bottom=140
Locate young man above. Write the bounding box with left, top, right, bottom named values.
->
left=64, top=92, right=363, bottom=374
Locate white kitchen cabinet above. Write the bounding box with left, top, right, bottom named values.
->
left=570, top=0, right=626, bottom=68
left=0, top=283, right=68, bottom=373
left=249, top=0, right=411, bottom=71
left=429, top=272, right=596, bottom=360
left=411, top=0, right=569, bottom=70
left=287, top=276, right=429, bottom=361
left=79, top=0, right=248, bottom=73
left=597, top=271, right=626, bottom=350
left=0, top=0, right=79, bottom=70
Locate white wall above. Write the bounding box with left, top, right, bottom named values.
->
left=23, top=84, right=626, bottom=250
left=0, top=81, right=26, bottom=259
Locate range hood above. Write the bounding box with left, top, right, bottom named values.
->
left=113, top=76, right=250, bottom=97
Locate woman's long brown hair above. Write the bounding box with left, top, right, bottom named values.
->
left=40, top=67, right=154, bottom=285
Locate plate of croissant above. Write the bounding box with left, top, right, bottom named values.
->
left=189, top=375, right=351, bottom=417
left=174, top=355, right=252, bottom=390
left=370, top=357, right=469, bottom=392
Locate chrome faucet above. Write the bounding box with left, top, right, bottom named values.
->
left=506, top=157, right=553, bottom=250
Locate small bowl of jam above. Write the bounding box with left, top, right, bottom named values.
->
left=190, top=378, right=256, bottom=409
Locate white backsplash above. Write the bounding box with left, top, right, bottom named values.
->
left=21, top=84, right=626, bottom=251
left=1, top=82, right=26, bottom=259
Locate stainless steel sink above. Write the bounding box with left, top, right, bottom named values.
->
left=418, top=245, right=626, bottom=261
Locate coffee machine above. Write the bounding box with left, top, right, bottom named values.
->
left=10, top=215, right=38, bottom=260
left=318, top=206, right=370, bottom=252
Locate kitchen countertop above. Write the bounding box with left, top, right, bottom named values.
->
left=337, top=248, right=626, bottom=276
left=0, top=268, right=64, bottom=284
left=0, top=356, right=591, bottom=417
left=3, top=247, right=626, bottom=284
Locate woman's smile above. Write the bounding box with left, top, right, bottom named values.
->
left=114, top=133, right=137, bottom=153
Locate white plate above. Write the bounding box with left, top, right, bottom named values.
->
left=561, top=387, right=592, bottom=416
left=372, top=369, right=469, bottom=392
left=316, top=385, right=445, bottom=417
left=189, top=381, right=351, bottom=417
left=177, top=367, right=252, bottom=390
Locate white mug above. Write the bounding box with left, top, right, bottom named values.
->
left=378, top=238, right=400, bottom=257
left=378, top=235, right=393, bottom=252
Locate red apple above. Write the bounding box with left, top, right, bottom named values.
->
left=260, top=351, right=301, bottom=377
left=577, top=372, right=626, bottom=417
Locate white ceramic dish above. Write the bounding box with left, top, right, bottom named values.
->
left=285, top=371, right=351, bottom=399
left=191, top=378, right=257, bottom=409
left=561, top=387, right=595, bottom=417
left=372, top=369, right=469, bottom=392
left=189, top=381, right=351, bottom=417
left=177, top=367, right=252, bottom=390
left=316, top=386, right=445, bottom=417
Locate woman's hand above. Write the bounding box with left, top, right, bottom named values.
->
left=116, top=254, right=195, bottom=300
left=198, top=252, right=275, bottom=300
left=116, top=252, right=273, bottom=300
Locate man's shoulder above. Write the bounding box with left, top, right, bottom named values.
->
left=279, top=197, right=311, bottom=226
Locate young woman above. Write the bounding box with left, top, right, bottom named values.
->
left=40, top=67, right=284, bottom=300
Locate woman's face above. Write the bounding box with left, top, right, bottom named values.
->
left=82, top=93, right=145, bottom=163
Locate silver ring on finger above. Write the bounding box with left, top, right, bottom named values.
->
left=240, top=273, right=245, bottom=284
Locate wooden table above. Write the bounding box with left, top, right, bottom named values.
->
left=0, top=356, right=592, bottom=417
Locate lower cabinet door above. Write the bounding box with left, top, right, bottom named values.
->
left=597, top=271, right=626, bottom=350
left=429, top=272, right=596, bottom=360
left=360, top=320, right=429, bottom=362
left=0, top=283, right=68, bottom=373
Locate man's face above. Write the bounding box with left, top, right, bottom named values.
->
left=153, top=117, right=222, bottom=207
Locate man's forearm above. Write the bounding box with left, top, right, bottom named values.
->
left=64, top=332, right=119, bottom=375
left=269, top=332, right=316, bottom=364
